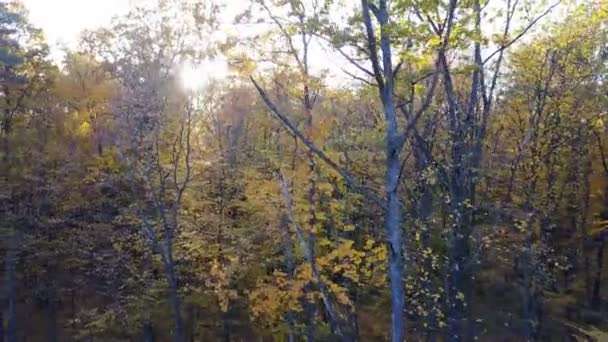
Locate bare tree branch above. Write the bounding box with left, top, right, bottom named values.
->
left=259, top=0, right=305, bottom=73
left=278, top=172, right=343, bottom=337
left=594, top=129, right=608, bottom=177
left=482, top=1, right=561, bottom=65
left=250, top=76, right=387, bottom=210
left=313, top=33, right=376, bottom=79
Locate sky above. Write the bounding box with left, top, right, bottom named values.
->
left=20, top=0, right=233, bottom=88
left=19, top=0, right=344, bottom=87
left=18, top=0, right=567, bottom=90
left=22, top=0, right=136, bottom=49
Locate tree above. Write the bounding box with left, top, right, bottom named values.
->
left=0, top=3, right=53, bottom=341
left=78, top=1, right=217, bottom=340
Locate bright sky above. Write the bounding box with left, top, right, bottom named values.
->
left=22, top=0, right=137, bottom=48
left=19, top=0, right=566, bottom=90
left=20, top=0, right=348, bottom=89
left=21, top=0, right=232, bottom=89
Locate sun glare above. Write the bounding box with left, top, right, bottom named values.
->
left=179, top=59, right=229, bottom=91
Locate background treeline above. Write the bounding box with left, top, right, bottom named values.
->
left=1, top=0, right=608, bottom=341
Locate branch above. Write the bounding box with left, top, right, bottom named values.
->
left=412, top=2, right=440, bottom=35
left=176, top=103, right=193, bottom=204
left=467, top=0, right=484, bottom=117
left=340, top=66, right=375, bottom=86
left=439, top=0, right=460, bottom=128
left=396, top=64, right=441, bottom=149
left=250, top=76, right=387, bottom=210
left=485, top=0, right=519, bottom=108
left=393, top=60, right=404, bottom=77
left=368, top=2, right=381, bottom=21
left=594, top=129, right=608, bottom=177
left=279, top=172, right=342, bottom=335
left=361, top=0, right=385, bottom=91
left=313, top=33, right=376, bottom=79
left=482, top=1, right=561, bottom=65
left=259, top=0, right=305, bottom=72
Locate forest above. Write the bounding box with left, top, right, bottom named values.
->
left=1, top=0, right=608, bottom=341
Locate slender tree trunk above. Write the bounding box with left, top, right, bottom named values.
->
left=222, top=312, right=230, bottom=342
left=70, top=288, right=76, bottom=330
left=302, top=27, right=318, bottom=341
left=584, top=236, right=592, bottom=308
left=349, top=291, right=360, bottom=342
left=445, top=132, right=472, bottom=342
left=279, top=174, right=344, bottom=339
left=5, top=236, right=17, bottom=342
left=306, top=301, right=316, bottom=342
left=143, top=322, right=155, bottom=342
left=287, top=316, right=296, bottom=342
left=412, top=139, right=437, bottom=342
left=359, top=2, right=406, bottom=338
left=142, top=243, right=155, bottom=342
left=386, top=135, right=404, bottom=342
left=521, top=236, right=540, bottom=342
left=46, top=297, right=58, bottom=342
left=0, top=310, right=4, bottom=342
left=591, top=237, right=605, bottom=311
left=280, top=213, right=297, bottom=342
left=2, top=86, right=16, bottom=342
left=185, top=304, right=195, bottom=342
left=580, top=158, right=592, bottom=303
left=163, top=250, right=183, bottom=342
left=520, top=173, right=541, bottom=341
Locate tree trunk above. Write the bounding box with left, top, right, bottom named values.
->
left=386, top=135, right=404, bottom=342
left=185, top=304, right=196, bottom=342
left=306, top=299, right=316, bottom=342
left=359, top=1, right=406, bottom=338
left=46, top=298, right=58, bottom=342
left=0, top=310, right=5, bottom=342
left=5, top=238, right=17, bottom=342
left=581, top=164, right=592, bottom=305
left=287, top=316, right=296, bottom=342
left=445, top=132, right=472, bottom=342
left=591, top=237, right=605, bottom=311
left=521, top=241, right=535, bottom=341
left=143, top=322, right=155, bottom=342
left=412, top=139, right=437, bottom=342
left=280, top=213, right=297, bottom=342
left=349, top=292, right=360, bottom=342
left=222, top=312, right=230, bottom=342
left=163, top=252, right=184, bottom=342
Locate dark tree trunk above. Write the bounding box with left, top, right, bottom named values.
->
left=163, top=252, right=184, bottom=342
left=46, top=299, right=58, bottom=342
left=222, top=312, right=230, bottom=342
left=287, top=316, right=296, bottom=342
left=0, top=310, right=4, bottom=342
left=445, top=131, right=473, bottom=342
left=591, top=238, right=605, bottom=311
left=411, top=135, right=438, bottom=342
left=5, top=242, right=17, bottom=342
left=349, top=293, right=360, bottom=342
left=580, top=159, right=592, bottom=304
left=185, top=304, right=196, bottom=342
left=143, top=322, right=155, bottom=342
left=521, top=239, right=540, bottom=341
left=306, top=299, right=316, bottom=342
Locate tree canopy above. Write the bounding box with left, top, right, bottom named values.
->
left=1, top=0, right=608, bottom=341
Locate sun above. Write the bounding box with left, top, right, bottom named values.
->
left=179, top=59, right=229, bottom=91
